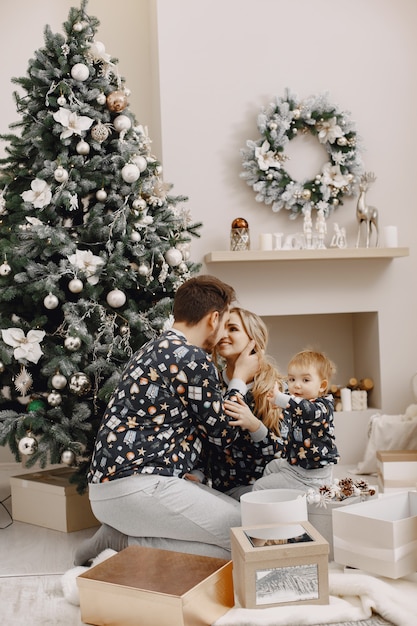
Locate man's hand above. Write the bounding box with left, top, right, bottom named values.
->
left=232, top=339, right=260, bottom=383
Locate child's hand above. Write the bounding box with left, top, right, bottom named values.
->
left=267, top=381, right=280, bottom=407
left=224, top=395, right=261, bottom=433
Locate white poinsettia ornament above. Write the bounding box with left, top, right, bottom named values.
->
left=1, top=328, right=45, bottom=364
left=52, top=107, right=94, bottom=139
left=21, top=178, right=52, bottom=209
left=68, top=249, right=105, bottom=284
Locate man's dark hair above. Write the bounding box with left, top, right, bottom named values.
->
left=173, top=275, right=236, bottom=325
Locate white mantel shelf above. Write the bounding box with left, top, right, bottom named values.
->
left=204, top=247, right=409, bottom=263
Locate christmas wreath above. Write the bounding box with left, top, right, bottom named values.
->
left=240, top=89, right=363, bottom=218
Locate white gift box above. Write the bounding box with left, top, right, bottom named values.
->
left=333, top=491, right=417, bottom=578
left=377, top=450, right=417, bottom=493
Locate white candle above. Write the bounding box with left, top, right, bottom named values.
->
left=340, top=387, right=352, bottom=412
left=259, top=233, right=273, bottom=250
left=383, top=225, right=398, bottom=248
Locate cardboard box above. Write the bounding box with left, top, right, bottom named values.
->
left=77, top=545, right=234, bottom=626
left=10, top=467, right=99, bottom=532
left=377, top=450, right=417, bottom=493
left=333, top=491, right=417, bottom=578
left=231, top=521, right=329, bottom=609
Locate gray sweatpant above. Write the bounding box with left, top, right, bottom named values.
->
left=252, top=458, right=333, bottom=491
left=89, top=474, right=241, bottom=559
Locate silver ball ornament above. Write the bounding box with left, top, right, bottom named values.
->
left=106, top=289, right=127, bottom=308
left=132, top=155, right=147, bottom=172
left=71, top=63, right=90, bottom=81
left=64, top=336, right=82, bottom=351
left=18, top=434, right=38, bottom=456
left=138, top=263, right=150, bottom=276
left=121, top=163, right=140, bottom=183
left=51, top=373, right=67, bottom=390
left=132, top=197, right=147, bottom=210
left=0, top=261, right=12, bottom=276
left=57, top=95, right=67, bottom=106
left=96, top=189, right=108, bottom=202
left=113, top=115, right=132, bottom=132
left=76, top=140, right=90, bottom=155
left=165, top=247, right=183, bottom=267
left=68, top=278, right=83, bottom=293
left=47, top=390, right=62, bottom=406
left=73, top=21, right=85, bottom=32
left=61, top=450, right=75, bottom=465
left=69, top=372, right=92, bottom=396
left=54, top=166, right=69, bottom=183
left=130, top=231, right=141, bottom=242
left=96, top=93, right=107, bottom=105
left=43, top=293, right=59, bottom=309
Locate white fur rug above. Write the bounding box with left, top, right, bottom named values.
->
left=62, top=553, right=416, bottom=626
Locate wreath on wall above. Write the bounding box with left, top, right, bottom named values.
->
left=240, top=89, right=363, bottom=219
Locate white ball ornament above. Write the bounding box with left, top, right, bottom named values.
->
left=64, top=336, right=82, bottom=351
left=138, top=263, right=150, bottom=276
left=18, top=434, right=38, bottom=456
left=71, top=63, right=90, bottom=81
left=96, top=188, right=107, bottom=202
left=91, top=122, right=110, bottom=143
left=43, top=293, right=59, bottom=309
left=132, top=155, right=148, bottom=172
left=130, top=231, right=141, bottom=242
left=76, top=140, right=90, bottom=155
left=51, top=373, right=67, bottom=390
left=61, top=450, right=75, bottom=465
left=106, top=289, right=127, bottom=308
left=73, top=21, right=85, bottom=32
left=132, top=197, right=147, bottom=210
left=68, top=278, right=83, bottom=293
left=113, top=115, right=132, bottom=133
left=96, top=93, right=107, bottom=105
left=57, top=95, right=67, bottom=106
left=165, top=247, right=183, bottom=267
left=54, top=166, right=69, bottom=183
left=0, top=261, right=12, bottom=276
left=121, top=163, right=140, bottom=183
left=47, top=390, right=62, bottom=407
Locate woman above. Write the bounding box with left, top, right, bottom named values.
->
left=205, top=307, right=286, bottom=500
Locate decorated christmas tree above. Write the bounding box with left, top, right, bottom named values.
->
left=0, top=1, right=201, bottom=491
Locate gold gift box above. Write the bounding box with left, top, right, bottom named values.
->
left=77, top=545, right=234, bottom=626
left=231, top=521, right=329, bottom=609
left=10, top=467, right=98, bottom=532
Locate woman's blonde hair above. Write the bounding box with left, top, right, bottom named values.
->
left=214, top=307, right=284, bottom=434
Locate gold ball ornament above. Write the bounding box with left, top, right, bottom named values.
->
left=43, top=292, right=59, bottom=309
left=231, top=217, right=249, bottom=229
left=71, top=63, right=90, bottom=82
left=121, top=163, right=140, bottom=183
left=106, top=90, right=128, bottom=112
left=106, top=289, right=127, bottom=308
left=69, top=372, right=92, bottom=396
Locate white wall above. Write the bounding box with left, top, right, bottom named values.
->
left=0, top=0, right=416, bottom=418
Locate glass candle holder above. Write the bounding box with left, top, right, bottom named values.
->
left=230, top=217, right=250, bottom=251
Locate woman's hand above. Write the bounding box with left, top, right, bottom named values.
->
left=224, top=395, right=261, bottom=433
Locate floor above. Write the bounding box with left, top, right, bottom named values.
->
left=0, top=463, right=96, bottom=625
left=0, top=462, right=395, bottom=626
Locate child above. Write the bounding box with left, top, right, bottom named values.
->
left=252, top=349, right=339, bottom=492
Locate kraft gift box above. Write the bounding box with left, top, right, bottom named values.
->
left=231, top=521, right=329, bottom=609
left=10, top=467, right=99, bottom=532
left=333, top=490, right=417, bottom=578
left=77, top=545, right=234, bottom=626
left=377, top=450, right=417, bottom=493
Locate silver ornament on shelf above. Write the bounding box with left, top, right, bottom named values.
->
left=54, top=166, right=69, bottom=183
left=68, top=278, right=83, bottom=293
left=64, top=336, right=82, bottom=351
left=71, top=63, right=89, bottom=81
left=61, top=449, right=75, bottom=466
left=164, top=247, right=183, bottom=267
left=43, top=292, right=59, bottom=309
left=76, top=140, right=90, bottom=155
left=121, top=163, right=140, bottom=183
left=0, top=261, right=12, bottom=276
left=47, top=390, right=62, bottom=406
left=106, top=289, right=127, bottom=308
left=51, top=373, right=67, bottom=390
left=96, top=188, right=107, bottom=202
left=69, top=372, right=92, bottom=396
left=113, top=115, right=132, bottom=133
left=18, top=434, right=38, bottom=456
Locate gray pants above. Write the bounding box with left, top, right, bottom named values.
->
left=89, top=474, right=241, bottom=559
left=252, top=458, right=333, bottom=492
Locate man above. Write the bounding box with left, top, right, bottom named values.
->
left=75, top=275, right=258, bottom=565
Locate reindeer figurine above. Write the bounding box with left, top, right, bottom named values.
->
left=356, top=172, right=379, bottom=248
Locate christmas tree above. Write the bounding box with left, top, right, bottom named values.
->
left=0, top=1, right=201, bottom=491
